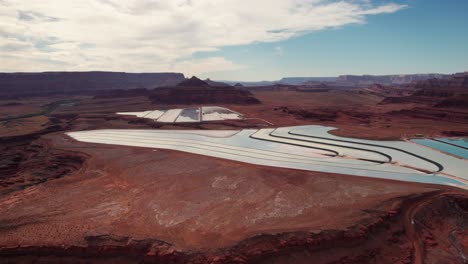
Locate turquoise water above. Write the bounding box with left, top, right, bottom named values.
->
left=411, top=139, right=468, bottom=159
left=435, top=138, right=468, bottom=149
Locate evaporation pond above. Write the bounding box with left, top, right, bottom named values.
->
left=411, top=139, right=468, bottom=159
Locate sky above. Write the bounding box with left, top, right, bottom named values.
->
left=0, top=0, right=467, bottom=81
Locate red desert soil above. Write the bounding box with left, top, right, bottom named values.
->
left=0, top=115, right=50, bottom=137
left=3, top=87, right=467, bottom=139
left=0, top=87, right=467, bottom=262
left=227, top=90, right=468, bottom=140
left=0, top=131, right=467, bottom=263
left=52, top=90, right=468, bottom=139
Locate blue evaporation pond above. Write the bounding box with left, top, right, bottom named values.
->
left=435, top=138, right=468, bottom=148
left=411, top=139, right=468, bottom=159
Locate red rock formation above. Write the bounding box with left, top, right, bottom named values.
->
left=0, top=72, right=185, bottom=97
left=435, top=94, right=468, bottom=109
left=176, top=76, right=210, bottom=87
left=379, top=73, right=468, bottom=108
left=150, top=86, right=260, bottom=105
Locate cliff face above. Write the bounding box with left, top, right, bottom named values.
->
left=379, top=73, right=468, bottom=109
left=0, top=72, right=185, bottom=97
left=338, top=74, right=448, bottom=85
left=413, top=74, right=468, bottom=90
left=410, top=74, right=468, bottom=102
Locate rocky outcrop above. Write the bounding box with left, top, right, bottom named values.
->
left=413, top=73, right=468, bottom=90
left=150, top=83, right=261, bottom=105
left=435, top=94, right=468, bottom=109
left=176, top=76, right=210, bottom=87
left=412, top=194, right=468, bottom=264
left=379, top=73, right=468, bottom=108
left=0, top=120, right=87, bottom=196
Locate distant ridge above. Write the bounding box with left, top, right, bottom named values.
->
left=338, top=74, right=449, bottom=85
left=219, top=73, right=455, bottom=87
left=278, top=77, right=337, bottom=85
left=0, top=71, right=185, bottom=96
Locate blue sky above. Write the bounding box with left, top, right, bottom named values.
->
left=197, top=0, right=468, bottom=80
left=1, top=0, right=467, bottom=81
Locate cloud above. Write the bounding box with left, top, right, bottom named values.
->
left=17, top=10, right=60, bottom=22
left=0, top=0, right=406, bottom=76
left=172, top=57, right=247, bottom=76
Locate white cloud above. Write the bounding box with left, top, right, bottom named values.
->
left=0, top=0, right=406, bottom=76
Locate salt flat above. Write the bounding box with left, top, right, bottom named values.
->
left=116, top=106, right=243, bottom=123
left=67, top=126, right=468, bottom=187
